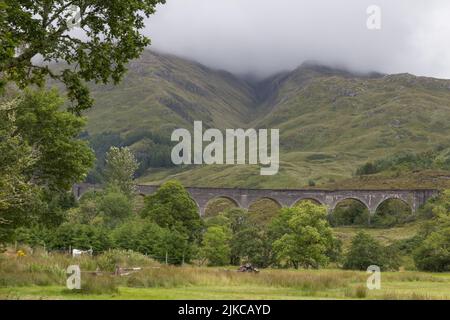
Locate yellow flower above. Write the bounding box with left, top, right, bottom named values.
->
left=17, top=250, right=26, bottom=257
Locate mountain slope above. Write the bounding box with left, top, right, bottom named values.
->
left=83, top=50, right=450, bottom=188
left=85, top=50, right=257, bottom=136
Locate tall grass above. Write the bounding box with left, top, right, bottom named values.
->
left=121, top=267, right=366, bottom=292
left=1, top=250, right=448, bottom=299
left=0, top=249, right=158, bottom=291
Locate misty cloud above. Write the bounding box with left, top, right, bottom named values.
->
left=145, top=0, right=450, bottom=79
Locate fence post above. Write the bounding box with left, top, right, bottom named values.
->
left=165, top=251, right=168, bottom=265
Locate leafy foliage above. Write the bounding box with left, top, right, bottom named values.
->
left=104, top=147, right=138, bottom=198
left=141, top=180, right=204, bottom=243
left=343, top=231, right=400, bottom=271
left=67, top=187, right=133, bottom=227
left=270, top=202, right=335, bottom=269
left=356, top=148, right=450, bottom=176
left=14, top=89, right=94, bottom=191
left=50, top=223, right=112, bottom=251
left=0, top=98, right=37, bottom=242
left=413, top=190, right=450, bottom=272
left=84, top=130, right=175, bottom=184
left=204, top=208, right=272, bottom=267
left=0, top=90, right=93, bottom=242
left=200, top=226, right=231, bottom=266
left=328, top=200, right=369, bottom=227
left=1, top=0, right=165, bottom=113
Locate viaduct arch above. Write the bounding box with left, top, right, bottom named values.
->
left=73, top=184, right=439, bottom=219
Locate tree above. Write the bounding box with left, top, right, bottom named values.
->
left=67, top=187, right=133, bottom=228
left=1, top=90, right=94, bottom=240
left=112, top=218, right=168, bottom=258
left=98, top=187, right=133, bottom=228
left=104, top=147, right=138, bottom=198
left=141, top=180, right=203, bottom=243
left=200, top=226, right=231, bottom=266
left=343, top=231, right=400, bottom=271
left=66, top=190, right=103, bottom=225
left=270, top=202, right=334, bottom=269
left=413, top=227, right=450, bottom=272
left=412, top=193, right=450, bottom=272
left=0, top=89, right=94, bottom=230
left=329, top=200, right=369, bottom=227
left=14, top=89, right=94, bottom=191
left=51, top=223, right=112, bottom=251
left=1, top=0, right=165, bottom=113
left=0, top=98, right=39, bottom=243
left=231, top=226, right=271, bottom=267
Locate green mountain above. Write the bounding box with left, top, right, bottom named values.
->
left=83, top=50, right=450, bottom=188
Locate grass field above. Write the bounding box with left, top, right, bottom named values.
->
left=333, top=222, right=422, bottom=249
left=1, top=220, right=447, bottom=300
left=1, top=268, right=449, bottom=300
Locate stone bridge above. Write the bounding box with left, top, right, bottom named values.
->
left=73, top=183, right=439, bottom=219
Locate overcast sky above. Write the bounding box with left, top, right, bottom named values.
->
left=144, top=0, right=450, bottom=79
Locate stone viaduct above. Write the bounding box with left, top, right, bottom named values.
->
left=73, top=183, right=438, bottom=220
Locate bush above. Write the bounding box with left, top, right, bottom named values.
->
left=141, top=180, right=203, bottom=243
left=200, top=226, right=231, bottom=266
left=98, top=188, right=133, bottom=227
left=50, top=223, right=112, bottom=252
left=96, top=249, right=156, bottom=272
left=371, top=199, right=413, bottom=228
left=270, top=202, right=335, bottom=269
left=413, top=229, right=450, bottom=272
left=343, top=231, right=400, bottom=271
left=329, top=200, right=369, bottom=226
left=412, top=191, right=450, bottom=272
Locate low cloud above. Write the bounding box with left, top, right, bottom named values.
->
left=145, top=0, right=450, bottom=79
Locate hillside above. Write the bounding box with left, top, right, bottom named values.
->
left=83, top=50, right=450, bottom=188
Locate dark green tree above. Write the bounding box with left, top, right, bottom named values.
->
left=1, top=0, right=165, bottom=113
left=104, top=147, right=139, bottom=198
left=270, top=202, right=335, bottom=269
left=50, top=223, right=112, bottom=251
left=343, top=231, right=400, bottom=271
left=98, top=187, right=133, bottom=228
left=141, top=180, right=203, bottom=243
left=413, top=228, right=450, bottom=272
left=0, top=97, right=38, bottom=243
left=200, top=226, right=231, bottom=266
left=413, top=193, right=450, bottom=272
left=231, top=226, right=271, bottom=267
left=15, top=89, right=94, bottom=191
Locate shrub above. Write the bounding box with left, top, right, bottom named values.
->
left=96, top=249, right=156, bottom=272
left=141, top=180, right=203, bottom=243
left=270, top=202, right=335, bottom=269
left=413, top=229, right=450, bottom=272
left=343, top=231, right=400, bottom=271
left=97, top=188, right=133, bottom=227
left=329, top=200, right=369, bottom=226
left=50, top=223, right=112, bottom=252
left=371, top=199, right=413, bottom=228
left=200, top=226, right=231, bottom=266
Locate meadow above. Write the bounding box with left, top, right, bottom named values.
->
left=1, top=250, right=449, bottom=300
